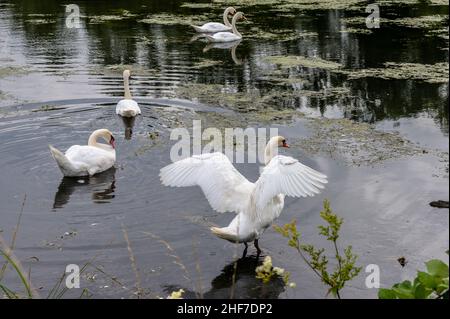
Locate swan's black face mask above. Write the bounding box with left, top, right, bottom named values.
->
left=109, top=135, right=116, bottom=149
left=282, top=139, right=289, bottom=148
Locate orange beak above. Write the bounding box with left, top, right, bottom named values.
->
left=110, top=136, right=116, bottom=149
left=282, top=141, right=289, bottom=148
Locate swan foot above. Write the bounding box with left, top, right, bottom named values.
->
left=254, top=239, right=262, bottom=257
left=242, top=242, right=248, bottom=258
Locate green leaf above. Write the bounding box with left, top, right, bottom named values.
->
left=426, top=260, right=449, bottom=278
left=378, top=288, right=397, bottom=299
left=417, top=271, right=439, bottom=290
left=413, top=283, right=429, bottom=299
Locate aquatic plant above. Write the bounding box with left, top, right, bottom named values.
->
left=255, top=256, right=291, bottom=285
left=337, top=62, right=449, bottom=84
left=274, top=200, right=361, bottom=298
left=263, top=55, right=342, bottom=70
left=167, top=288, right=185, bottom=299
left=379, top=256, right=449, bottom=299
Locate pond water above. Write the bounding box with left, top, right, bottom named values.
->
left=0, top=0, right=448, bottom=299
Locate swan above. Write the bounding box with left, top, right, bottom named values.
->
left=191, top=7, right=236, bottom=33
left=159, top=136, right=327, bottom=256
left=49, top=129, right=116, bottom=177
left=204, top=12, right=246, bottom=43
left=116, top=70, right=141, bottom=117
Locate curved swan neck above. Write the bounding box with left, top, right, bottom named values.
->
left=223, top=7, right=233, bottom=27
left=231, top=14, right=242, bottom=38
left=264, top=138, right=278, bottom=165
left=123, top=74, right=132, bottom=100
left=88, top=130, right=102, bottom=147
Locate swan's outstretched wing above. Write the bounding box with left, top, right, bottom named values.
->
left=254, top=155, right=327, bottom=210
left=160, top=153, right=254, bottom=213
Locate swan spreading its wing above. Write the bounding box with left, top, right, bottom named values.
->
left=254, top=155, right=328, bottom=210
left=159, top=152, right=254, bottom=214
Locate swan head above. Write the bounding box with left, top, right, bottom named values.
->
left=264, top=136, right=289, bottom=165
left=233, top=12, right=247, bottom=22
left=225, top=7, right=237, bottom=16
left=89, top=129, right=116, bottom=149
left=268, top=135, right=289, bottom=149
left=123, top=69, right=131, bottom=80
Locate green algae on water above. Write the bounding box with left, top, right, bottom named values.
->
left=0, top=66, right=31, bottom=78
left=189, top=59, right=223, bottom=69
left=263, top=55, right=342, bottom=70
left=181, top=3, right=213, bottom=9
left=297, top=117, right=424, bottom=166
left=139, top=13, right=212, bottom=26
left=337, top=62, right=449, bottom=84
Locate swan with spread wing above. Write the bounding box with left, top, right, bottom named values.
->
left=159, top=136, right=327, bottom=256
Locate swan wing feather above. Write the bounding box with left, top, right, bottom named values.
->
left=254, top=155, right=327, bottom=210
left=159, top=152, right=254, bottom=213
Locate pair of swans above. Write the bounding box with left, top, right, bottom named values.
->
left=49, top=69, right=140, bottom=176
left=192, top=7, right=246, bottom=43
left=160, top=136, right=327, bottom=255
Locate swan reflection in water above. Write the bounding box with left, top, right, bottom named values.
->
left=121, top=116, right=136, bottom=140
left=164, top=256, right=285, bottom=299
left=203, top=39, right=243, bottom=65
left=191, top=34, right=242, bottom=65
left=52, top=167, right=116, bottom=209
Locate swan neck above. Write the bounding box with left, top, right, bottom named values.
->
left=124, top=76, right=132, bottom=99
left=264, top=140, right=277, bottom=165
left=88, top=131, right=100, bottom=147
left=223, top=8, right=232, bottom=27
left=231, top=15, right=241, bottom=37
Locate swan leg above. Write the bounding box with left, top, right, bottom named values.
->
left=254, top=239, right=262, bottom=256
left=242, top=242, right=248, bottom=258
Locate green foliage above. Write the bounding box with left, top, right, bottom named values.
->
left=379, top=258, right=449, bottom=299
left=274, top=199, right=361, bottom=298
left=255, top=256, right=292, bottom=286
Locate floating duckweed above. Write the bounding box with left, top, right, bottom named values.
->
left=337, top=62, right=449, bottom=83
left=189, top=59, right=223, bottom=69
left=32, top=105, right=66, bottom=112
left=263, top=55, right=342, bottom=70
left=0, top=66, right=31, bottom=78
left=247, top=28, right=318, bottom=41
left=213, top=0, right=365, bottom=11
left=88, top=15, right=129, bottom=24
left=24, top=18, right=57, bottom=24
left=392, top=15, right=448, bottom=29
left=297, top=117, right=424, bottom=166
left=300, top=87, right=351, bottom=98
left=342, top=14, right=448, bottom=33
left=180, top=2, right=213, bottom=9
left=339, top=27, right=373, bottom=34
left=139, top=13, right=212, bottom=26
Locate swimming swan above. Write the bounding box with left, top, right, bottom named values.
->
left=204, top=12, right=246, bottom=43
left=49, top=129, right=116, bottom=177
left=191, top=7, right=236, bottom=33
left=116, top=70, right=141, bottom=117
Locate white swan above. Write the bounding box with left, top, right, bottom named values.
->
left=191, top=7, right=236, bottom=33
left=205, top=12, right=246, bottom=43
left=160, top=136, right=327, bottom=255
left=49, top=129, right=116, bottom=177
left=116, top=70, right=141, bottom=117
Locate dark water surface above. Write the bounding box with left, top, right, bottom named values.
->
left=0, top=0, right=448, bottom=298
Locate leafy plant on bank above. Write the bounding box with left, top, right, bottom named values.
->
left=274, top=199, right=361, bottom=299
left=379, top=257, right=449, bottom=299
